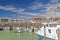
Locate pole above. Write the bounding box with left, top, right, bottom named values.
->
left=44, top=25, right=46, bottom=40
left=16, top=14, right=17, bottom=25
left=56, top=29, right=60, bottom=40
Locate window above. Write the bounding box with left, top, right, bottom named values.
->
left=49, top=24, right=57, bottom=27
left=48, top=29, right=51, bottom=33
left=46, top=24, right=48, bottom=27
left=1, top=19, right=8, bottom=22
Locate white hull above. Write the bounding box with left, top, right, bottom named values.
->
left=35, top=22, right=60, bottom=40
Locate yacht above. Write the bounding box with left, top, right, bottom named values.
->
left=35, top=21, right=60, bottom=40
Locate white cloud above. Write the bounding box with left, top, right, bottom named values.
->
left=0, top=5, right=25, bottom=13
left=20, top=0, right=60, bottom=18
left=0, top=5, right=40, bottom=17
left=29, top=0, right=60, bottom=10
left=29, top=0, right=43, bottom=10
left=16, top=13, right=36, bottom=19
left=39, top=8, right=60, bottom=18
left=28, top=0, right=60, bottom=18
left=45, top=11, right=60, bottom=17
left=51, top=0, right=59, bottom=4
left=18, top=12, right=39, bottom=16
left=38, top=2, right=60, bottom=17
left=0, top=0, right=60, bottom=19
left=47, top=4, right=60, bottom=10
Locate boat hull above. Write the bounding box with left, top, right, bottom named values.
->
left=37, top=34, right=55, bottom=40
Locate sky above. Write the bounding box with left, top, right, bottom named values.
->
left=0, top=0, right=60, bottom=19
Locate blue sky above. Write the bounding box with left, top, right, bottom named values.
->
left=0, top=0, right=60, bottom=19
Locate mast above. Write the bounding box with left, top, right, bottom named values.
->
left=50, top=0, right=60, bottom=18
left=15, top=14, right=17, bottom=27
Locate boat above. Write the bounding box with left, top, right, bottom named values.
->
left=35, top=21, right=60, bottom=40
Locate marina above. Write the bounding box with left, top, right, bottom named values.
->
left=0, top=0, right=60, bottom=40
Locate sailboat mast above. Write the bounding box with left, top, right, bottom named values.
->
left=50, top=0, right=60, bottom=18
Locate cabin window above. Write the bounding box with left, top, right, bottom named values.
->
left=49, top=24, right=57, bottom=27
left=46, top=24, right=48, bottom=27
left=48, top=29, right=51, bottom=33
